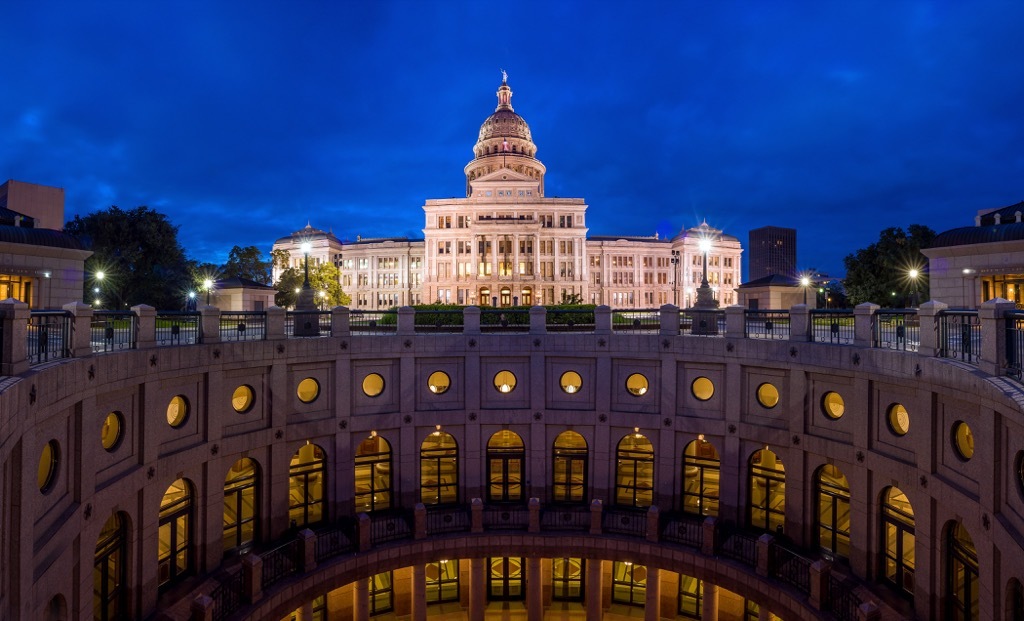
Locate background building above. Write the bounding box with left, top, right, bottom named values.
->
left=748, top=225, right=796, bottom=280
left=274, top=78, right=743, bottom=309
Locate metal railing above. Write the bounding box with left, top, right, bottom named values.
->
left=718, top=529, right=758, bottom=565
left=825, top=573, right=864, bottom=621
left=769, top=545, right=812, bottom=594
left=370, top=510, right=413, bottom=544
left=209, top=570, right=243, bottom=621
left=744, top=310, right=790, bottom=340
left=611, top=309, right=660, bottom=333
left=314, top=523, right=354, bottom=562
left=155, top=311, right=200, bottom=346
left=546, top=308, right=595, bottom=332
left=413, top=309, right=464, bottom=333
left=219, top=311, right=266, bottom=341
left=660, top=513, right=703, bottom=548
left=601, top=507, right=647, bottom=537
left=482, top=505, right=529, bottom=530
left=27, top=310, right=72, bottom=365
left=480, top=308, right=530, bottom=333
left=679, top=309, right=726, bottom=336
left=260, top=539, right=301, bottom=590
left=874, top=310, right=919, bottom=352
left=810, top=309, right=855, bottom=345
left=539, top=505, right=591, bottom=531
left=425, top=505, right=471, bottom=534
left=91, top=310, right=136, bottom=353
left=938, top=310, right=981, bottom=364
left=286, top=311, right=332, bottom=336
left=1006, top=311, right=1024, bottom=380
left=349, top=310, right=397, bottom=334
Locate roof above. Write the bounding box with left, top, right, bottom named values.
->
left=588, top=235, right=669, bottom=243
left=273, top=223, right=343, bottom=246
left=0, top=224, right=87, bottom=250
left=930, top=222, right=1024, bottom=248
left=215, top=277, right=275, bottom=290
left=736, top=274, right=802, bottom=288
left=976, top=200, right=1024, bottom=227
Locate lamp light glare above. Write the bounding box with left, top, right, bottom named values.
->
left=301, top=242, right=312, bottom=254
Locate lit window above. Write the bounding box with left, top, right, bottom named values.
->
left=625, top=373, right=649, bottom=396
left=952, top=421, right=974, bottom=460
left=887, top=403, right=910, bottom=436
left=691, top=377, right=714, bottom=401
left=231, top=385, right=255, bottom=413
left=355, top=435, right=392, bottom=513
left=821, top=391, right=845, bottom=419
left=166, top=395, right=189, bottom=427
left=560, top=371, right=582, bottom=394
left=223, top=458, right=259, bottom=555
left=756, top=383, right=779, bottom=409
left=428, top=371, right=450, bottom=394
left=38, top=439, right=59, bottom=493
left=494, top=370, right=517, bottom=393
left=101, top=411, right=124, bottom=451
left=362, top=373, right=385, bottom=398
left=289, top=443, right=326, bottom=527
left=749, top=448, right=785, bottom=532
left=158, top=479, right=193, bottom=589
left=297, top=378, right=320, bottom=403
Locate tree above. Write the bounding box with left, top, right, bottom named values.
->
left=65, top=206, right=192, bottom=310
left=221, top=245, right=272, bottom=284
left=274, top=262, right=350, bottom=308
left=842, top=225, right=935, bottom=306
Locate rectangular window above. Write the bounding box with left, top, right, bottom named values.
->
left=369, top=571, right=393, bottom=615
left=426, top=560, right=460, bottom=604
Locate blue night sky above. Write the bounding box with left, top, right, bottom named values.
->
left=3, top=1, right=1024, bottom=278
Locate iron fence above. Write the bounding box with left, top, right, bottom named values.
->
left=744, top=310, right=790, bottom=340
left=611, top=309, right=661, bottom=333
left=260, top=539, right=301, bottom=590
left=810, top=309, right=855, bottom=345
left=27, top=310, right=72, bottom=365
left=601, top=507, right=647, bottom=537
left=769, top=545, right=812, bottom=594
left=546, top=308, right=595, bottom=332
left=825, top=573, right=864, bottom=621
left=219, top=311, right=266, bottom=341
left=539, top=505, right=591, bottom=531
left=874, top=310, right=919, bottom=352
left=413, top=309, right=464, bottom=333
left=91, top=311, right=136, bottom=353
left=482, top=505, right=529, bottom=530
left=425, top=505, right=471, bottom=534
left=349, top=310, right=397, bottom=334
left=480, top=308, right=530, bottom=333
left=209, top=570, right=243, bottom=621
left=718, top=530, right=758, bottom=566
left=660, top=513, right=703, bottom=548
left=314, top=523, right=354, bottom=562
left=155, top=311, right=200, bottom=346
left=939, top=310, right=981, bottom=364
left=370, top=510, right=414, bottom=544
left=1006, top=311, right=1024, bottom=380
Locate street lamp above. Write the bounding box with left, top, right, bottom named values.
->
left=670, top=249, right=681, bottom=306
left=203, top=278, right=213, bottom=305
left=693, top=237, right=718, bottom=309
left=800, top=276, right=811, bottom=305
left=319, top=290, right=327, bottom=310
left=908, top=268, right=920, bottom=308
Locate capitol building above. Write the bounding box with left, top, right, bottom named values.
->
left=273, top=76, right=743, bottom=310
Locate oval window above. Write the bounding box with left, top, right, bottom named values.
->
left=362, top=373, right=385, bottom=397
left=821, top=391, right=845, bottom=419
left=166, top=395, right=189, bottom=427
left=887, top=403, right=909, bottom=436
left=232, top=385, right=255, bottom=413
left=626, top=373, right=649, bottom=396
left=952, top=421, right=974, bottom=460
left=691, top=377, right=714, bottom=401
left=101, top=411, right=124, bottom=451
left=560, top=371, right=582, bottom=394
left=494, top=370, right=517, bottom=393
left=297, top=378, right=320, bottom=403
left=756, top=383, right=779, bottom=409
left=428, top=371, right=450, bottom=395
left=38, top=440, right=59, bottom=493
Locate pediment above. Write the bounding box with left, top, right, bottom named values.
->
left=471, top=168, right=536, bottom=185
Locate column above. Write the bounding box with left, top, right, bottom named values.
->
left=701, top=583, right=719, bottom=621
left=469, top=558, right=486, bottom=621
left=411, top=564, right=427, bottom=621
left=644, top=567, right=660, bottom=621
left=353, top=577, right=369, bottom=621
left=295, top=600, right=314, bottom=621
left=527, top=557, right=542, bottom=619
left=757, top=603, right=772, bottom=620
left=586, top=559, right=603, bottom=620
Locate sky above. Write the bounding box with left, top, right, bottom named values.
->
left=3, top=1, right=1024, bottom=278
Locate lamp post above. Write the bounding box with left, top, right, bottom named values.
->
left=670, top=249, right=681, bottom=306
left=94, top=271, right=105, bottom=308
left=800, top=276, right=810, bottom=306
left=293, top=240, right=320, bottom=335
left=693, top=238, right=718, bottom=309
left=203, top=278, right=213, bottom=305
left=319, top=290, right=327, bottom=310
left=908, top=268, right=920, bottom=308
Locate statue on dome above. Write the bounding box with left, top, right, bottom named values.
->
left=501, top=68, right=508, bottom=83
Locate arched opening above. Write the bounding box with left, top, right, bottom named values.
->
left=880, top=486, right=915, bottom=598
left=521, top=286, right=533, bottom=306
left=223, top=457, right=259, bottom=556
left=289, top=443, right=326, bottom=528
left=1006, top=578, right=1024, bottom=621
left=946, top=522, right=978, bottom=620
left=816, top=464, right=850, bottom=561
left=421, top=431, right=458, bottom=505
left=487, top=430, right=525, bottom=503
left=500, top=286, right=512, bottom=307
left=158, top=479, right=193, bottom=590
left=682, top=438, right=720, bottom=517
left=355, top=434, right=392, bottom=513
left=479, top=287, right=491, bottom=307
left=552, top=431, right=588, bottom=504
left=748, top=448, right=785, bottom=533
left=94, top=512, right=128, bottom=620
left=615, top=433, right=654, bottom=508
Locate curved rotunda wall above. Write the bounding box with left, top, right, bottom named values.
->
left=2, top=329, right=1024, bottom=619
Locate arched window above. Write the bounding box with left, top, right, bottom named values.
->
left=521, top=286, right=533, bottom=306
left=223, top=458, right=259, bottom=556
left=552, top=431, right=588, bottom=504
left=816, top=464, right=851, bottom=561
left=487, top=430, right=525, bottom=503
left=749, top=449, right=785, bottom=533
left=355, top=434, right=392, bottom=513
left=421, top=431, right=458, bottom=505
left=94, top=512, right=128, bottom=620
left=881, top=486, right=915, bottom=598
left=500, top=286, right=512, bottom=306
left=615, top=433, right=654, bottom=508
left=289, top=443, right=326, bottom=528
left=682, top=438, right=720, bottom=516
left=946, top=522, right=978, bottom=621
left=158, top=478, right=193, bottom=590
left=1007, top=579, right=1024, bottom=621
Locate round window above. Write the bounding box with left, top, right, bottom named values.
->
left=101, top=411, right=124, bottom=451
left=38, top=440, right=59, bottom=493
left=494, top=370, right=517, bottom=393
left=297, top=378, right=320, bottom=403
left=821, top=391, right=845, bottom=419
left=362, top=373, right=385, bottom=397
left=887, top=403, right=910, bottom=436
left=428, top=371, right=450, bottom=394
left=166, top=395, right=189, bottom=427
left=952, top=421, right=974, bottom=460
left=691, top=377, right=714, bottom=401
left=560, top=371, right=582, bottom=394
left=231, top=385, right=255, bottom=413
left=756, top=383, right=779, bottom=409
left=626, top=373, right=649, bottom=396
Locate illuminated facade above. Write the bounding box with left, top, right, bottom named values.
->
left=272, top=78, right=743, bottom=309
